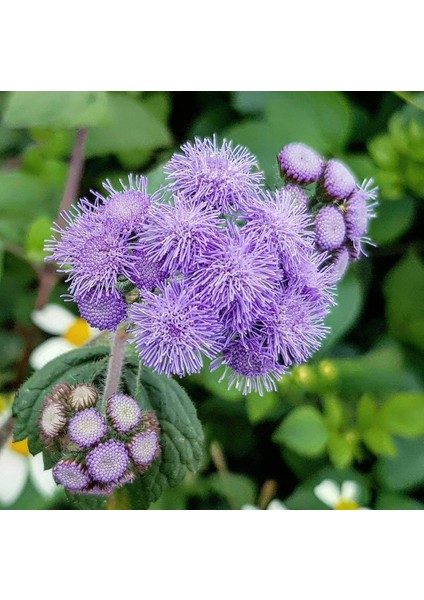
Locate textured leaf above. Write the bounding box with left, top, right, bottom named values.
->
left=273, top=406, right=328, bottom=457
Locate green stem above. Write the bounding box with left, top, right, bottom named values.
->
left=102, top=326, right=128, bottom=412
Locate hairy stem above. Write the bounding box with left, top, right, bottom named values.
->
left=0, top=415, right=14, bottom=450
left=35, top=128, right=89, bottom=310
left=102, top=327, right=129, bottom=410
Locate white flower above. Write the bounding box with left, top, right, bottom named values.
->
left=242, top=499, right=287, bottom=510
left=0, top=407, right=57, bottom=507
left=314, top=479, right=369, bottom=510
left=30, top=304, right=98, bottom=369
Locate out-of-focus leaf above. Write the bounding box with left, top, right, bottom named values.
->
left=376, top=492, right=424, bottom=510
left=369, top=197, right=415, bottom=245
left=143, top=92, right=172, bottom=123
left=25, top=215, right=52, bottom=262
left=376, top=436, right=424, bottom=491
left=3, top=92, right=111, bottom=129
left=381, top=392, right=424, bottom=437
left=362, top=427, right=396, bottom=457
left=357, top=394, right=378, bottom=431
left=327, top=432, right=354, bottom=469
left=395, top=92, right=424, bottom=112
left=0, top=172, right=49, bottom=220
left=246, top=391, right=279, bottom=423
left=207, top=473, right=257, bottom=509
left=368, top=134, right=400, bottom=171
left=273, top=406, right=328, bottom=458
left=232, top=91, right=269, bottom=114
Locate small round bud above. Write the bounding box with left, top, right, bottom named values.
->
left=68, top=408, right=107, bottom=448
left=128, top=430, right=160, bottom=467
left=83, top=471, right=135, bottom=496
left=344, top=190, right=369, bottom=239
left=86, top=440, right=130, bottom=484
left=278, top=143, right=324, bottom=184
left=328, top=247, right=350, bottom=284
left=315, top=205, right=346, bottom=251
left=76, top=289, right=127, bottom=332
left=47, top=382, right=72, bottom=405
left=53, top=459, right=91, bottom=491
left=107, top=394, right=142, bottom=434
left=283, top=183, right=309, bottom=207
left=323, top=160, right=356, bottom=200
left=68, top=383, right=99, bottom=411
left=39, top=399, right=67, bottom=439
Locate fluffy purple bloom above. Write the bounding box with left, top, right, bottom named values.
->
left=127, top=248, right=167, bottom=292
left=107, top=394, right=142, bottom=434
left=315, top=205, right=346, bottom=251
left=283, top=183, right=309, bottom=208
left=128, top=430, right=160, bottom=467
left=322, top=159, right=356, bottom=200
left=130, top=281, right=223, bottom=377
left=263, top=286, right=330, bottom=366
left=327, top=247, right=350, bottom=284
left=243, top=189, right=314, bottom=271
left=76, top=289, right=127, bottom=331
left=344, top=180, right=378, bottom=240
left=53, top=459, right=91, bottom=491
left=165, top=136, right=264, bottom=214
left=141, top=195, right=222, bottom=274
left=284, top=250, right=335, bottom=310
left=278, top=143, right=324, bottom=184
left=68, top=408, right=107, bottom=448
left=211, top=336, right=285, bottom=396
left=86, top=440, right=130, bottom=484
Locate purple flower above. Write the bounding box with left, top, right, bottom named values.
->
left=128, top=430, right=160, bottom=467
left=263, top=286, right=330, bottom=366
left=283, top=183, right=309, bottom=208
left=278, top=143, right=324, bottom=184
left=107, top=394, right=142, bottom=434
left=76, top=289, right=127, bottom=331
left=53, top=459, right=91, bottom=491
left=284, top=250, right=335, bottom=310
left=127, top=248, right=167, bottom=292
left=68, top=408, right=107, bottom=448
left=86, top=440, right=130, bottom=484
left=344, top=180, right=378, bottom=240
left=141, top=194, right=222, bottom=274
left=211, top=336, right=285, bottom=396
left=315, top=205, right=346, bottom=251
left=243, top=189, right=314, bottom=271
left=165, top=136, right=264, bottom=214
left=327, top=247, right=350, bottom=284
left=130, top=281, right=223, bottom=377
left=322, top=159, right=356, bottom=200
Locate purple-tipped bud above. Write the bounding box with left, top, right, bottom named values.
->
left=278, top=143, right=324, bottom=184
left=68, top=383, right=99, bottom=411
left=322, top=160, right=356, bottom=200
left=53, top=459, right=91, bottom=491
left=344, top=190, right=370, bottom=239
left=46, top=382, right=72, bottom=405
left=315, top=206, right=346, bottom=251
left=86, top=440, right=130, bottom=484
left=283, top=183, right=309, bottom=207
left=128, top=430, right=160, bottom=467
left=76, top=289, right=127, bottom=331
left=68, top=408, right=107, bottom=448
left=39, top=398, right=67, bottom=439
left=107, top=394, right=142, bottom=434
left=328, top=247, right=350, bottom=284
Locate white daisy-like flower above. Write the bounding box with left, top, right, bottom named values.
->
left=0, top=407, right=57, bottom=507
left=242, top=499, right=287, bottom=510
left=314, top=479, right=369, bottom=510
left=30, top=304, right=98, bottom=369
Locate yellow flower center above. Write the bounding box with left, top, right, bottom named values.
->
left=64, top=318, right=91, bottom=346
left=335, top=499, right=360, bottom=510
left=9, top=438, right=30, bottom=457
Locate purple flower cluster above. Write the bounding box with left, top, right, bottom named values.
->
left=39, top=382, right=161, bottom=495
left=45, top=136, right=377, bottom=396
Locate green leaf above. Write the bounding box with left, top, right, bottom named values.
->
left=0, top=172, right=50, bottom=221
left=246, top=391, right=279, bottom=423
left=395, top=92, right=424, bottom=112
left=381, top=392, right=424, bottom=437
left=376, top=436, right=424, bottom=491
left=273, top=406, right=328, bottom=457
left=369, top=197, right=415, bottom=245
left=327, top=432, right=354, bottom=469
left=3, top=92, right=111, bottom=129
left=357, top=394, right=378, bottom=430
left=368, top=134, right=400, bottom=171
left=86, top=94, right=172, bottom=157
left=322, top=394, right=344, bottom=430
left=232, top=91, right=269, bottom=114
left=207, top=473, right=257, bottom=509
left=0, top=242, right=3, bottom=282
left=376, top=492, right=424, bottom=510
left=25, top=215, right=52, bottom=262
left=384, top=251, right=424, bottom=352
left=362, top=427, right=396, bottom=457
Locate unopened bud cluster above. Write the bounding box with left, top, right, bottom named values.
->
left=38, top=382, right=160, bottom=495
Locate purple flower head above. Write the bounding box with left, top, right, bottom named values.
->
left=211, top=336, right=286, bottom=396
left=243, top=189, right=314, bottom=271
left=263, top=286, right=330, bottom=366
left=39, top=398, right=67, bottom=440
left=283, top=183, right=309, bottom=208
left=127, top=248, right=167, bottom=292
left=53, top=459, right=91, bottom=491
left=86, top=439, right=130, bottom=484
left=130, top=281, right=223, bottom=377
left=128, top=430, right=160, bottom=467
left=141, top=194, right=222, bottom=274
left=278, top=143, right=324, bottom=184
left=315, top=205, right=346, bottom=251
left=327, top=247, right=350, bottom=284
left=189, top=224, right=281, bottom=334
left=76, top=289, right=127, bottom=331
left=322, top=159, right=356, bottom=200
left=94, top=175, right=152, bottom=233
left=344, top=180, right=378, bottom=240
left=284, top=249, right=335, bottom=310
left=165, top=136, right=264, bottom=214
left=107, top=394, right=142, bottom=434
left=68, top=408, right=107, bottom=448
left=83, top=471, right=135, bottom=496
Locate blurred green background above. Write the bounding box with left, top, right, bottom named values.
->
left=1, top=91, right=424, bottom=510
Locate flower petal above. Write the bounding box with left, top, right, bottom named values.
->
left=341, top=480, right=360, bottom=502
left=0, top=446, right=28, bottom=506
left=32, top=304, right=76, bottom=335
left=314, top=479, right=341, bottom=508
left=29, top=337, right=75, bottom=370
left=29, top=453, right=57, bottom=498
left=267, top=499, right=287, bottom=510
